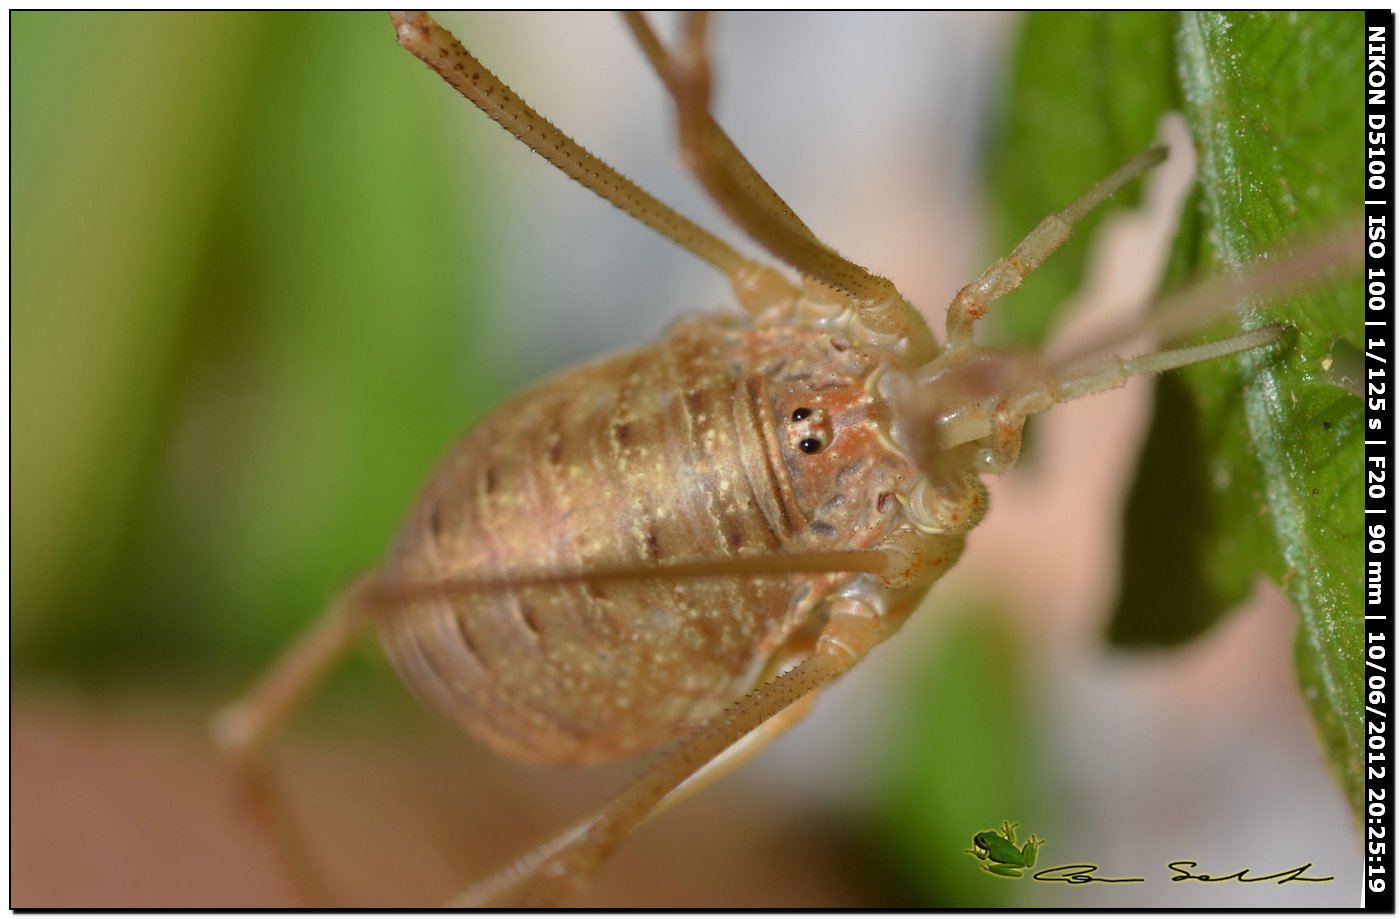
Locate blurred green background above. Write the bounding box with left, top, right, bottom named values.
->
left=11, top=11, right=1360, bottom=909
left=13, top=12, right=511, bottom=685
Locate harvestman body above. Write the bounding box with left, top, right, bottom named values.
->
left=213, top=12, right=1356, bottom=906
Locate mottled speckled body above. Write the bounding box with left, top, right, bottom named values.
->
left=380, top=313, right=928, bottom=765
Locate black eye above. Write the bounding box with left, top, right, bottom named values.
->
left=799, top=437, right=823, bottom=454
left=791, top=407, right=811, bottom=421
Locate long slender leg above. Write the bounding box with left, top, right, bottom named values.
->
left=1037, top=326, right=1284, bottom=407
left=621, top=12, right=820, bottom=249
left=984, top=326, right=1284, bottom=469
left=235, top=753, right=340, bottom=907
left=357, top=548, right=893, bottom=611
left=1047, top=223, right=1363, bottom=374
left=389, top=12, right=765, bottom=293
left=449, top=596, right=886, bottom=907
left=451, top=688, right=821, bottom=908
left=945, top=146, right=1168, bottom=348
left=216, top=546, right=893, bottom=747
left=211, top=571, right=379, bottom=757
left=620, top=12, right=803, bottom=318
left=926, top=221, right=1362, bottom=465
left=626, top=13, right=938, bottom=362
left=631, top=11, right=884, bottom=301
left=210, top=572, right=378, bottom=907
left=654, top=684, right=819, bottom=820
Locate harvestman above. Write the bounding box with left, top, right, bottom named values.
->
left=214, top=11, right=1358, bottom=906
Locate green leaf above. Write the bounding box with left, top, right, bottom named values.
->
left=1156, top=10, right=1362, bottom=814
left=993, top=12, right=1363, bottom=816
left=11, top=13, right=504, bottom=681
left=985, top=11, right=1178, bottom=347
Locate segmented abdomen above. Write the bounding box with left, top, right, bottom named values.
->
left=379, top=317, right=826, bottom=766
